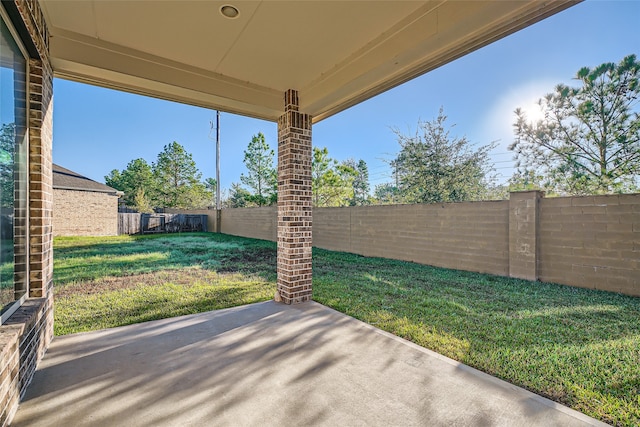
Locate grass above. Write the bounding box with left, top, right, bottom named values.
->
left=53, top=233, right=639, bottom=427
left=54, top=233, right=277, bottom=334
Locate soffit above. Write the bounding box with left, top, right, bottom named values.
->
left=39, top=0, right=579, bottom=123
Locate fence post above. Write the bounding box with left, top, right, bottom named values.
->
left=509, top=190, right=544, bottom=281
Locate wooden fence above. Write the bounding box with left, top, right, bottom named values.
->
left=118, top=213, right=208, bottom=235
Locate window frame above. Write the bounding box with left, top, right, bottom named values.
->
left=0, top=4, right=30, bottom=325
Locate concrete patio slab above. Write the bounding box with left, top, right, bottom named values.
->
left=12, top=301, right=606, bottom=427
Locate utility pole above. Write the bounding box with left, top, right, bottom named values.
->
left=216, top=110, right=221, bottom=210
left=209, top=111, right=222, bottom=232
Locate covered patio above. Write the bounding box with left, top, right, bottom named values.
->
left=39, top=0, right=581, bottom=303
left=13, top=301, right=605, bottom=426
left=0, top=0, right=591, bottom=424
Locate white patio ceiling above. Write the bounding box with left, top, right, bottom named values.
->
left=40, top=0, right=579, bottom=123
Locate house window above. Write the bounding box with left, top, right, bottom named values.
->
left=0, top=8, right=29, bottom=321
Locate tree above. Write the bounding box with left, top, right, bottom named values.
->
left=105, top=158, right=155, bottom=207
left=507, top=170, right=550, bottom=193
left=343, top=158, right=370, bottom=205
left=133, top=188, right=154, bottom=213
left=240, top=133, right=277, bottom=206
left=153, top=141, right=209, bottom=209
left=510, top=54, right=640, bottom=195
left=312, top=147, right=356, bottom=207
left=204, top=177, right=217, bottom=206
left=0, top=123, right=15, bottom=209
left=106, top=143, right=212, bottom=210
left=227, top=182, right=251, bottom=208
left=391, top=107, right=496, bottom=204
left=373, top=183, right=400, bottom=205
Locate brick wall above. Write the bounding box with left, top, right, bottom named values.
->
left=53, top=189, right=119, bottom=236
left=0, top=0, right=54, bottom=425
left=0, top=298, right=52, bottom=426
left=215, top=192, right=639, bottom=297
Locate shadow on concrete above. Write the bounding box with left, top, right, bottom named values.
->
left=12, top=301, right=606, bottom=427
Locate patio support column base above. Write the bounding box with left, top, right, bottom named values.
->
left=276, top=89, right=312, bottom=304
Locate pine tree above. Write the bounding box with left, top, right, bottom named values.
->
left=510, top=54, right=640, bottom=194
left=240, top=133, right=277, bottom=206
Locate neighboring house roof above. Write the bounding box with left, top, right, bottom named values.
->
left=53, top=164, right=122, bottom=196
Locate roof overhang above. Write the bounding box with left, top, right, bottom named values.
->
left=40, top=0, right=580, bottom=123
left=53, top=185, right=123, bottom=197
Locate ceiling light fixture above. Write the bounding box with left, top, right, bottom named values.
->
left=220, top=5, right=240, bottom=19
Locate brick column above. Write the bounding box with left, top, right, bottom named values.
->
left=27, top=58, right=54, bottom=298
left=0, top=3, right=55, bottom=425
left=509, top=190, right=543, bottom=281
left=275, top=90, right=312, bottom=304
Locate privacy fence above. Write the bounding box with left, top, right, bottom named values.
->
left=118, top=213, right=208, bottom=235
left=174, top=191, right=639, bottom=297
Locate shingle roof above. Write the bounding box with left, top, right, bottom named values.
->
left=53, top=164, right=121, bottom=195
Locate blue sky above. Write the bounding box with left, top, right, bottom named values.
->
left=52, top=0, right=639, bottom=193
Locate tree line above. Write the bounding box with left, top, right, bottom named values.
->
left=226, top=133, right=371, bottom=208
left=105, top=142, right=216, bottom=212
left=107, top=54, right=639, bottom=210
left=381, top=54, right=639, bottom=202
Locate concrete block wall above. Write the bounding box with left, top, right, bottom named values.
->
left=352, top=202, right=509, bottom=275
left=219, top=201, right=509, bottom=276
left=220, top=207, right=277, bottom=242
left=53, top=189, right=118, bottom=236
left=216, top=192, right=639, bottom=297
left=539, top=194, right=639, bottom=296
left=509, top=191, right=542, bottom=280
left=315, top=203, right=510, bottom=275
left=313, top=207, right=351, bottom=253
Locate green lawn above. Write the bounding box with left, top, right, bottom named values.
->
left=54, top=233, right=640, bottom=427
